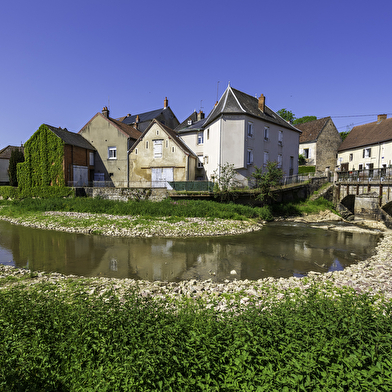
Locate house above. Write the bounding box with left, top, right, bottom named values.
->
left=0, top=145, right=24, bottom=185
left=337, top=114, right=392, bottom=172
left=174, top=110, right=206, bottom=180
left=128, top=119, right=197, bottom=189
left=296, top=117, right=342, bottom=173
left=120, top=97, right=180, bottom=133
left=79, top=107, right=141, bottom=187
left=177, top=84, right=302, bottom=186
left=19, top=124, right=96, bottom=188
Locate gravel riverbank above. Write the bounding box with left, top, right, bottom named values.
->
left=1, top=211, right=391, bottom=309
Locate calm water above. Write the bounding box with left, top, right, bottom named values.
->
left=0, top=220, right=381, bottom=282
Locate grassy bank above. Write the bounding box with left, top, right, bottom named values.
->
left=0, top=196, right=337, bottom=221
left=0, top=280, right=391, bottom=391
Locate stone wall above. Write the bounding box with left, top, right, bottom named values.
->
left=76, top=187, right=167, bottom=202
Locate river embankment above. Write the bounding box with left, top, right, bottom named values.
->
left=1, top=209, right=391, bottom=309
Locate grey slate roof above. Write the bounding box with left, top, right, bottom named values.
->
left=121, top=108, right=166, bottom=125
left=45, top=125, right=96, bottom=150
left=203, top=86, right=301, bottom=132
left=0, top=145, right=24, bottom=159
left=175, top=111, right=207, bottom=134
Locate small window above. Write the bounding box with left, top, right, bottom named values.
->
left=171, top=146, right=175, bottom=153
left=108, top=147, right=117, bottom=160
left=264, top=151, right=269, bottom=166
left=145, top=141, right=149, bottom=149
left=135, top=148, right=138, bottom=155
left=363, top=148, right=371, bottom=158
left=264, top=127, right=269, bottom=141
left=247, top=150, right=254, bottom=165
left=207, top=129, right=210, bottom=140
left=278, top=130, right=283, bottom=145
left=197, top=155, right=203, bottom=168
left=358, top=164, right=363, bottom=170
left=204, top=156, right=209, bottom=165
left=197, top=131, right=204, bottom=145
left=156, top=130, right=160, bottom=135
left=165, top=140, right=169, bottom=148
left=153, top=139, right=163, bottom=158
left=349, top=153, right=353, bottom=161
left=247, top=122, right=253, bottom=137
left=89, top=152, right=94, bottom=166
left=278, top=154, right=282, bottom=168
left=303, top=148, right=310, bottom=159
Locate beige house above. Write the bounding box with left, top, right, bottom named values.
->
left=177, top=85, right=301, bottom=186
left=296, top=117, right=342, bottom=173
left=0, top=145, right=24, bottom=185
left=129, top=120, right=197, bottom=189
left=79, top=107, right=141, bottom=187
left=337, top=114, right=392, bottom=172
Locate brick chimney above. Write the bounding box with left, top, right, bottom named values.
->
left=135, top=115, right=140, bottom=130
left=164, top=97, right=168, bottom=109
left=258, top=94, right=265, bottom=112
left=102, top=106, right=109, bottom=118
left=377, top=114, right=387, bottom=123
left=197, top=110, right=205, bottom=121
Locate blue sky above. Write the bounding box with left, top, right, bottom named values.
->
left=1, top=0, right=391, bottom=148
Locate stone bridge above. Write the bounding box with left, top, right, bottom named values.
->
left=334, top=179, right=392, bottom=225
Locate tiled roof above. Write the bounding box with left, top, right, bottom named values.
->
left=338, top=117, right=392, bottom=152
left=295, top=117, right=330, bottom=143
left=45, top=125, right=96, bottom=150
left=0, top=145, right=24, bottom=159
left=203, top=86, right=301, bottom=132
left=108, top=117, right=142, bottom=140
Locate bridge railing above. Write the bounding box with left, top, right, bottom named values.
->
left=336, top=167, right=392, bottom=182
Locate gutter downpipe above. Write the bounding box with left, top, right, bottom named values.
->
left=127, top=138, right=130, bottom=188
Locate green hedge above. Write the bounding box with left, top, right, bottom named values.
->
left=0, top=186, right=19, bottom=200
left=298, top=165, right=316, bottom=174
left=0, top=186, right=74, bottom=200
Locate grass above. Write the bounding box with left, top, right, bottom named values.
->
left=0, top=282, right=391, bottom=391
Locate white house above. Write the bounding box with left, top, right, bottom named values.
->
left=177, top=85, right=301, bottom=186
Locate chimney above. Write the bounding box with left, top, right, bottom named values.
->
left=102, top=106, right=109, bottom=118
left=164, top=97, right=168, bottom=109
left=258, top=94, right=265, bottom=112
left=135, top=115, right=140, bottom=130
left=197, top=110, right=205, bottom=121
left=377, top=114, right=387, bottom=123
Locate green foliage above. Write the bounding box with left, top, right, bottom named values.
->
left=7, top=148, right=24, bottom=187
left=272, top=197, right=337, bottom=217
left=0, top=284, right=391, bottom=390
left=340, top=130, right=350, bottom=141
left=0, top=187, right=19, bottom=200
left=250, top=162, right=284, bottom=204
left=298, top=165, right=315, bottom=174
left=293, top=115, right=317, bottom=125
left=0, top=186, right=74, bottom=200
left=277, top=108, right=295, bottom=123
left=212, top=162, right=240, bottom=202
left=298, top=153, right=307, bottom=165
left=17, top=124, right=65, bottom=191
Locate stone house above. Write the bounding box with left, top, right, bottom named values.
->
left=129, top=119, right=197, bottom=189
left=78, top=108, right=141, bottom=187
left=177, top=84, right=301, bottom=186
left=337, top=114, right=392, bottom=172
left=296, top=117, right=342, bottom=173
left=0, top=145, right=24, bottom=185
left=20, top=124, right=96, bottom=187
left=119, top=97, right=180, bottom=133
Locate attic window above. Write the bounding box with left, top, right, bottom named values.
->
left=165, top=140, right=169, bottom=148
left=171, top=146, right=175, bottom=153
left=188, top=120, right=193, bottom=125
left=156, top=130, right=160, bottom=135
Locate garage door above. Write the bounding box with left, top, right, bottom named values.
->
left=151, top=168, right=173, bottom=189
left=73, top=165, right=88, bottom=186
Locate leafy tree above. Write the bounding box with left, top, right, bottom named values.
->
left=212, top=162, right=240, bottom=201
left=250, top=161, right=284, bottom=204
left=277, top=109, right=295, bottom=123
left=340, top=131, right=350, bottom=141
left=7, top=148, right=24, bottom=186
left=293, top=116, right=317, bottom=125
left=298, top=154, right=306, bottom=165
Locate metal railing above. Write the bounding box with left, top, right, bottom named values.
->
left=336, top=168, right=392, bottom=182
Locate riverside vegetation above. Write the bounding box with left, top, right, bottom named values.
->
left=1, top=196, right=392, bottom=390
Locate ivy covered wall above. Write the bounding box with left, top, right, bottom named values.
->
left=18, top=124, right=65, bottom=190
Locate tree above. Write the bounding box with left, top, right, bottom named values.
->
left=212, top=162, right=240, bottom=201
left=277, top=109, right=295, bottom=123
left=250, top=161, right=284, bottom=203
left=7, top=148, right=24, bottom=187
left=293, top=116, right=317, bottom=125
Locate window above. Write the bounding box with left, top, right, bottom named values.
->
left=207, top=129, right=210, bottom=140
left=264, top=151, right=269, bottom=167
left=247, top=149, right=254, bottom=165
left=358, top=164, right=363, bottom=170
left=278, top=154, right=282, bottom=168
left=197, top=155, right=203, bottom=168
left=349, top=153, right=353, bottom=161
left=303, top=148, right=310, bottom=159
left=278, top=130, right=283, bottom=145
left=156, top=130, right=160, bottom=135
left=204, top=156, right=209, bottom=165
left=108, top=147, right=117, bottom=160
left=264, top=127, right=269, bottom=141
left=197, top=131, right=204, bottom=145
left=247, top=122, right=253, bottom=137
left=135, top=148, right=138, bottom=155
left=89, top=152, right=94, bottom=166
left=145, top=141, right=149, bottom=149
left=165, top=140, right=169, bottom=148
left=363, top=148, right=371, bottom=158
left=171, top=146, right=175, bottom=153
left=153, top=139, right=163, bottom=158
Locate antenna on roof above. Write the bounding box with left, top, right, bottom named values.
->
left=216, top=81, right=220, bottom=102
left=200, top=100, right=204, bottom=112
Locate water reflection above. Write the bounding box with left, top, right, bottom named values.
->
left=0, top=220, right=381, bottom=282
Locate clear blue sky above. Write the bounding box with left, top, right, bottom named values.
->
left=1, top=0, right=391, bottom=148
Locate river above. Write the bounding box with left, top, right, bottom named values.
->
left=0, top=220, right=381, bottom=282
